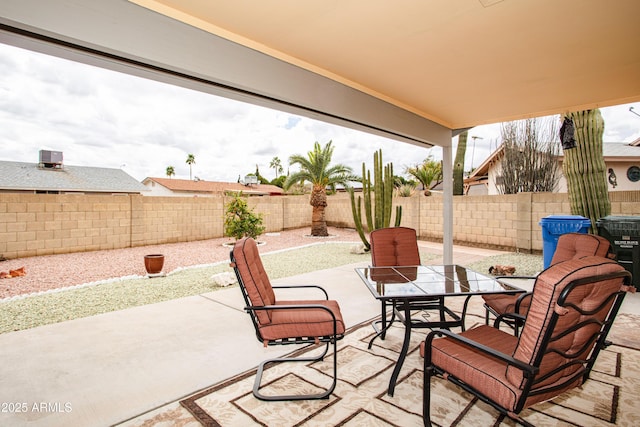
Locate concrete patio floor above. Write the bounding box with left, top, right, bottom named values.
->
left=0, top=242, right=637, bottom=427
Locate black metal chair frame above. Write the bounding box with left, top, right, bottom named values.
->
left=423, top=269, right=632, bottom=427
left=230, top=250, right=344, bottom=401
left=483, top=282, right=532, bottom=335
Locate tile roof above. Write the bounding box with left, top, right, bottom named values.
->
left=602, top=142, right=640, bottom=158
left=0, top=161, right=148, bottom=193
left=144, top=177, right=284, bottom=195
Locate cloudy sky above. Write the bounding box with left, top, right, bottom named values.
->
left=1, top=42, right=639, bottom=183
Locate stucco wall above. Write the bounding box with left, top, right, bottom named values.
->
left=1, top=191, right=639, bottom=259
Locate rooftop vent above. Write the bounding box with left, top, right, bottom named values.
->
left=39, top=150, right=63, bottom=169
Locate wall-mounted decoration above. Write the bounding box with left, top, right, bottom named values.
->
left=608, top=168, right=617, bottom=188
left=627, top=166, right=640, bottom=182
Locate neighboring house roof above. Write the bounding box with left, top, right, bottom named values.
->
left=465, top=142, right=640, bottom=194
left=0, top=161, right=148, bottom=193
left=597, top=141, right=640, bottom=159
left=142, top=177, right=284, bottom=196
left=468, top=142, right=640, bottom=180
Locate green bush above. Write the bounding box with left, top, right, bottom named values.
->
left=223, top=192, right=265, bottom=240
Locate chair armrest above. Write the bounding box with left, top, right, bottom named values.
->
left=494, top=312, right=526, bottom=329
left=424, top=328, right=538, bottom=377
left=272, top=285, right=329, bottom=299
left=514, top=292, right=532, bottom=312
left=495, top=275, right=537, bottom=280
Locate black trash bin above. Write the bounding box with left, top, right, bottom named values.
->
left=597, top=216, right=640, bottom=289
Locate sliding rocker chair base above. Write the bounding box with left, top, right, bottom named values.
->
left=252, top=340, right=338, bottom=401
left=424, top=370, right=535, bottom=427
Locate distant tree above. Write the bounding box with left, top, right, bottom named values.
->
left=496, top=118, right=560, bottom=194
left=165, top=166, right=175, bottom=179
left=284, top=141, right=357, bottom=236
left=186, top=154, right=196, bottom=180
left=254, top=164, right=270, bottom=184
left=394, top=175, right=412, bottom=187
left=453, top=131, right=468, bottom=195
left=269, top=157, right=284, bottom=179
left=270, top=175, right=286, bottom=188
left=405, top=155, right=443, bottom=196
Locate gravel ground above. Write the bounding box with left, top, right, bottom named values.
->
left=0, top=227, right=363, bottom=300
left=0, top=226, right=542, bottom=334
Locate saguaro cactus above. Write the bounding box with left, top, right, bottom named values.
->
left=349, top=149, right=402, bottom=251
left=562, top=109, right=611, bottom=230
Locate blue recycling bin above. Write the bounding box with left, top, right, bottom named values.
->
left=539, top=215, right=591, bottom=268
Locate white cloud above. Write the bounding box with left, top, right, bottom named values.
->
left=0, top=43, right=638, bottom=183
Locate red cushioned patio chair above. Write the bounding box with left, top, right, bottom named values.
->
left=422, top=256, right=632, bottom=426
left=369, top=227, right=455, bottom=347
left=230, top=237, right=345, bottom=401
left=483, top=232, right=611, bottom=334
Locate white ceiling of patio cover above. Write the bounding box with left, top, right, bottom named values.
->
left=131, top=0, right=640, bottom=130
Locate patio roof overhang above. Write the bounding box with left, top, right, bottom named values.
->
left=1, top=0, right=639, bottom=262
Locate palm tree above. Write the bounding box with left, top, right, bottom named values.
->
left=269, top=156, right=283, bottom=179
left=165, top=165, right=175, bottom=179
left=185, top=154, right=195, bottom=180
left=406, top=156, right=442, bottom=196
left=284, top=141, right=356, bottom=236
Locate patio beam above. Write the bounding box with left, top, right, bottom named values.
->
left=0, top=0, right=451, bottom=149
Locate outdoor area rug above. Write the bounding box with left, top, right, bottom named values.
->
left=127, top=299, right=640, bottom=427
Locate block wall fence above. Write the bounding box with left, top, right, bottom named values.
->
left=1, top=191, right=638, bottom=259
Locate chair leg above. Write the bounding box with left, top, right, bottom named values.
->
left=253, top=340, right=338, bottom=401
left=460, top=295, right=473, bottom=331
left=423, top=363, right=434, bottom=426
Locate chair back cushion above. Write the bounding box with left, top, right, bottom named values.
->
left=507, top=256, right=625, bottom=391
left=232, top=238, right=275, bottom=325
left=370, top=227, right=421, bottom=266
left=551, top=233, right=610, bottom=265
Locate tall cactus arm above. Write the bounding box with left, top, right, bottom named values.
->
left=383, top=162, right=394, bottom=227
left=363, top=167, right=373, bottom=232
left=394, top=206, right=402, bottom=227
left=349, top=189, right=370, bottom=250
left=374, top=150, right=384, bottom=230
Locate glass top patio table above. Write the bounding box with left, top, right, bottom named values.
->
left=356, top=264, right=523, bottom=300
left=356, top=264, right=524, bottom=396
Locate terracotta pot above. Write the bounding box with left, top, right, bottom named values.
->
left=144, top=254, right=164, bottom=275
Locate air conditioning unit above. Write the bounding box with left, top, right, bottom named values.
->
left=244, top=175, right=258, bottom=185
left=39, top=150, right=63, bottom=165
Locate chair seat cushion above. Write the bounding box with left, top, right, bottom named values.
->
left=428, top=325, right=523, bottom=411
left=258, top=299, right=346, bottom=342
left=483, top=293, right=531, bottom=315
